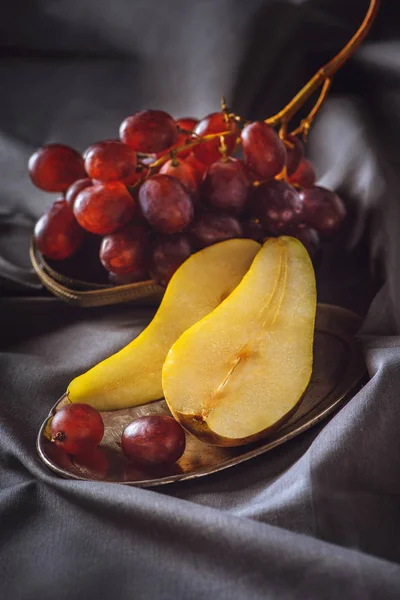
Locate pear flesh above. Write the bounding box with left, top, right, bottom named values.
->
left=162, top=236, right=317, bottom=446
left=67, top=239, right=260, bottom=410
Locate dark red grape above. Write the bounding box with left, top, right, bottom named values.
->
left=289, top=159, right=317, bottom=188
left=157, top=117, right=198, bottom=158
left=108, top=270, right=149, bottom=285
left=29, top=144, right=86, bottom=192
left=241, top=122, right=286, bottom=180
left=65, top=178, right=92, bottom=208
left=120, top=110, right=178, bottom=153
left=299, top=186, right=346, bottom=236
left=191, top=212, right=242, bottom=248
left=184, top=153, right=208, bottom=185
left=83, top=139, right=120, bottom=160
left=100, top=225, right=149, bottom=275
left=159, top=158, right=198, bottom=197
left=202, top=158, right=250, bottom=216
left=252, top=180, right=303, bottom=234
left=121, top=415, right=186, bottom=467
left=192, top=112, right=238, bottom=165
left=285, top=224, right=320, bottom=258
left=170, top=117, right=198, bottom=158
left=151, top=233, right=193, bottom=286
left=284, top=134, right=304, bottom=176
left=176, top=117, right=198, bottom=132
left=50, top=403, right=104, bottom=456
left=84, top=140, right=137, bottom=183
left=73, top=182, right=137, bottom=235
left=138, top=174, right=194, bottom=234
left=241, top=219, right=266, bottom=243
left=34, top=199, right=85, bottom=260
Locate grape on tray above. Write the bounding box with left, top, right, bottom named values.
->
left=300, top=186, right=346, bottom=236
left=120, top=109, right=178, bottom=154
left=73, top=182, right=137, bottom=235
left=151, top=233, right=193, bottom=286
left=241, top=122, right=286, bottom=180
left=121, top=415, right=186, bottom=467
left=184, top=153, right=208, bottom=185
left=289, top=159, right=317, bottom=188
left=190, top=212, right=242, bottom=248
left=84, top=140, right=137, bottom=184
left=100, top=225, right=150, bottom=276
left=251, top=179, right=303, bottom=234
left=50, top=403, right=104, bottom=456
left=138, top=174, right=194, bottom=234
left=34, top=199, right=85, bottom=260
left=284, top=134, right=304, bottom=176
left=29, top=144, right=86, bottom=192
left=192, top=112, right=238, bottom=165
left=65, top=178, right=92, bottom=208
left=159, top=157, right=198, bottom=198
left=201, top=157, right=250, bottom=216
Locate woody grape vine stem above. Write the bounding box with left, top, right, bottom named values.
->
left=267, top=0, right=380, bottom=131
left=149, top=0, right=379, bottom=171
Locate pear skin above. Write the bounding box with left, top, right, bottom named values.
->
left=68, top=239, right=260, bottom=410
left=162, top=236, right=317, bottom=446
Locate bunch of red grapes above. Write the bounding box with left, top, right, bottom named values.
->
left=31, top=108, right=346, bottom=287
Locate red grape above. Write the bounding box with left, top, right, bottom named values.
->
left=100, top=225, right=149, bottom=275
left=252, top=180, right=303, bottom=234
left=289, top=159, right=317, bottom=188
left=73, top=182, right=137, bottom=235
left=138, top=174, right=194, bottom=234
left=120, top=110, right=178, bottom=153
left=121, top=415, right=186, bottom=467
left=34, top=199, right=85, bottom=260
left=241, top=219, right=266, bottom=243
left=83, top=139, right=119, bottom=160
left=65, top=178, right=92, bottom=208
left=192, top=112, right=238, bottom=165
left=284, top=134, right=304, bottom=176
left=171, top=117, right=198, bottom=158
left=29, top=144, right=86, bottom=192
left=299, top=186, right=346, bottom=236
left=176, top=117, right=198, bottom=132
left=151, top=233, right=193, bottom=286
left=108, top=270, right=149, bottom=285
left=202, top=158, right=250, bottom=215
left=84, top=140, right=137, bottom=183
left=184, top=153, right=208, bottom=185
left=50, top=403, right=104, bottom=456
left=157, top=117, right=197, bottom=158
left=285, top=224, right=320, bottom=258
left=191, top=212, right=242, bottom=248
left=241, top=122, right=286, bottom=180
left=159, top=158, right=198, bottom=197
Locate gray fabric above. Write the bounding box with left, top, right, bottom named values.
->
left=2, top=1, right=400, bottom=598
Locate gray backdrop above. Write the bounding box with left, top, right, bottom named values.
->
left=2, top=1, right=400, bottom=598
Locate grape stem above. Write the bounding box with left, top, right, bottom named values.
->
left=145, top=0, right=378, bottom=173
left=266, top=0, right=379, bottom=128
left=290, top=78, right=332, bottom=140
left=148, top=130, right=233, bottom=170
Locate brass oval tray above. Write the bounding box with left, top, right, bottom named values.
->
left=37, top=304, right=366, bottom=487
left=30, top=237, right=164, bottom=307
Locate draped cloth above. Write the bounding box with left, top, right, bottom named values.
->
left=2, top=1, right=400, bottom=598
